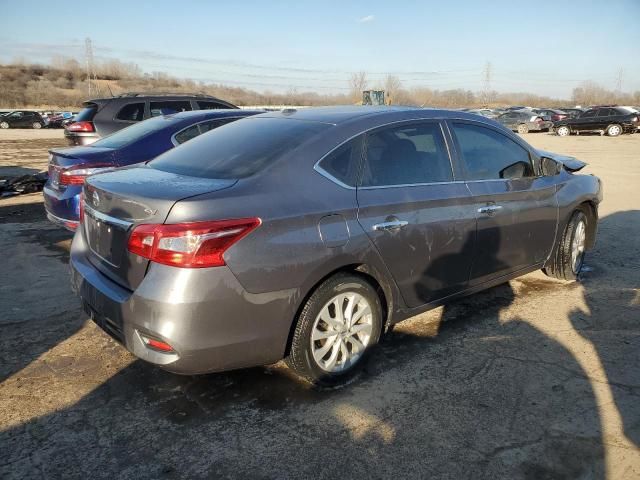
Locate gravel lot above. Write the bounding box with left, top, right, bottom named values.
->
left=0, top=128, right=638, bottom=479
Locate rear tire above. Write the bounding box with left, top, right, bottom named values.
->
left=556, top=125, right=571, bottom=137
left=286, top=273, right=383, bottom=386
left=0, top=121, right=9, bottom=129
left=606, top=124, right=622, bottom=137
left=32, top=122, right=42, bottom=129
left=517, top=124, right=529, bottom=134
left=543, top=210, right=588, bottom=281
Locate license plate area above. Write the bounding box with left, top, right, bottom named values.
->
left=84, top=209, right=129, bottom=267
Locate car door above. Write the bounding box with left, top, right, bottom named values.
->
left=447, top=120, right=558, bottom=286
left=356, top=120, right=477, bottom=308
left=575, top=109, right=598, bottom=131
left=595, top=108, right=614, bottom=130
left=8, top=111, right=25, bottom=127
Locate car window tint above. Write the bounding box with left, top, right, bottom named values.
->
left=150, top=117, right=330, bottom=179
left=197, top=101, right=229, bottom=110
left=93, top=115, right=178, bottom=148
left=173, top=119, right=236, bottom=145
left=361, top=122, right=452, bottom=187
left=149, top=101, right=192, bottom=117
left=173, top=125, right=200, bottom=145
left=318, top=137, right=362, bottom=187
left=116, top=103, right=145, bottom=122
left=581, top=110, right=597, bottom=118
left=451, top=122, right=534, bottom=180
left=597, top=109, right=612, bottom=117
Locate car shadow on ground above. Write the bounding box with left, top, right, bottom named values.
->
left=1, top=212, right=638, bottom=478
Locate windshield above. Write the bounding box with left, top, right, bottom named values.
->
left=92, top=115, right=178, bottom=149
left=150, top=117, right=331, bottom=179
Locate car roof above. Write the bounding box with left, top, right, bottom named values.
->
left=166, top=109, right=263, bottom=122
left=257, top=105, right=495, bottom=126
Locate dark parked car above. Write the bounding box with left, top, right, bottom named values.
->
left=47, top=111, right=75, bottom=129
left=497, top=111, right=552, bottom=133
left=45, top=109, right=261, bottom=230
left=533, top=108, right=569, bottom=122
left=64, top=93, right=237, bottom=146
left=554, top=107, right=585, bottom=119
left=70, top=106, right=602, bottom=385
left=554, top=106, right=639, bottom=136
left=0, top=110, right=46, bottom=129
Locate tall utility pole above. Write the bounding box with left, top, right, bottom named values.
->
left=615, top=68, right=624, bottom=92
left=482, top=61, right=492, bottom=106
left=85, top=37, right=95, bottom=97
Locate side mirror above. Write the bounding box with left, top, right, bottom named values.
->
left=541, top=156, right=561, bottom=176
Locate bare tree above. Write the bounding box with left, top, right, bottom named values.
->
left=384, top=75, right=402, bottom=105
left=349, top=71, right=368, bottom=103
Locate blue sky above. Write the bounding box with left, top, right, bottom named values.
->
left=1, top=0, right=639, bottom=98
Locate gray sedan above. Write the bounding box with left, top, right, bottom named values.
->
left=497, top=110, right=553, bottom=134
left=70, top=107, right=602, bottom=386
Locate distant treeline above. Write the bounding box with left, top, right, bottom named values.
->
left=0, top=58, right=638, bottom=110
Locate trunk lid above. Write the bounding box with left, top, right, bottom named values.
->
left=82, top=166, right=237, bottom=290
left=48, top=146, right=116, bottom=191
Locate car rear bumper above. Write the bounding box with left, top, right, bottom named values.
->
left=64, top=131, right=100, bottom=146
left=43, top=184, right=81, bottom=229
left=69, top=230, right=296, bottom=375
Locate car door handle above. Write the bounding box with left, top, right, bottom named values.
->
left=373, top=220, right=409, bottom=232
left=478, top=205, right=503, bottom=215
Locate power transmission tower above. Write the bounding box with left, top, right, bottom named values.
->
left=482, top=61, right=492, bottom=106
left=85, top=37, right=98, bottom=97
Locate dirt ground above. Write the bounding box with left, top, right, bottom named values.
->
left=0, top=128, right=638, bottom=479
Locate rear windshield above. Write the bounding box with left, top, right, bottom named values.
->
left=75, top=103, right=98, bottom=122
left=149, top=117, right=330, bottom=179
left=92, top=115, right=178, bottom=149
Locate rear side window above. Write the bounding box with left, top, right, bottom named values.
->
left=451, top=123, right=534, bottom=180
left=116, top=103, right=145, bottom=122
left=150, top=118, right=330, bottom=179
left=150, top=101, right=192, bottom=117
left=581, top=110, right=597, bottom=118
left=317, top=137, right=362, bottom=187
left=597, top=108, right=614, bottom=117
left=361, top=122, right=452, bottom=187
left=197, top=101, right=232, bottom=110
left=173, top=118, right=237, bottom=145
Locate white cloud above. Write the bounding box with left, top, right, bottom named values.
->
left=357, top=15, right=375, bottom=23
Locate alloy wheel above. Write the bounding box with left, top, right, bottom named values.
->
left=571, top=219, right=586, bottom=273
left=557, top=126, right=570, bottom=136
left=310, top=292, right=373, bottom=373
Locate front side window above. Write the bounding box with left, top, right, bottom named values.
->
left=116, top=103, right=145, bottom=122
left=581, top=110, right=597, bottom=118
left=149, top=101, right=192, bottom=117
left=361, top=122, right=452, bottom=187
left=451, top=122, right=534, bottom=180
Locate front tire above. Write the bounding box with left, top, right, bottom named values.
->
left=517, top=124, right=529, bottom=134
left=606, top=124, right=622, bottom=137
left=286, top=273, right=383, bottom=386
left=0, top=121, right=9, bottom=129
left=543, top=210, right=588, bottom=281
left=556, top=125, right=571, bottom=137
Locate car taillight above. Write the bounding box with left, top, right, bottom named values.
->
left=59, top=164, right=114, bottom=185
left=631, top=116, right=638, bottom=122
left=66, top=121, right=94, bottom=132
left=128, top=218, right=261, bottom=268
